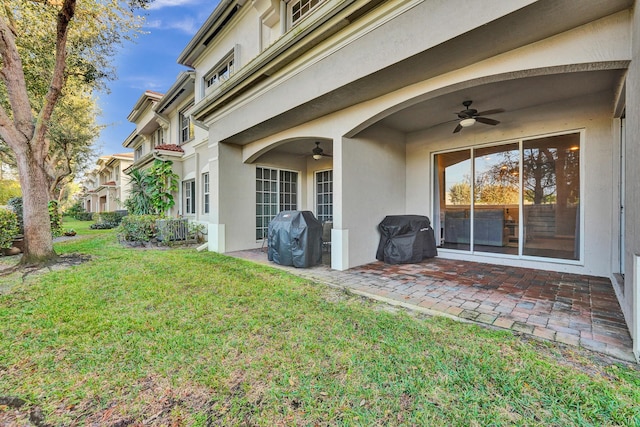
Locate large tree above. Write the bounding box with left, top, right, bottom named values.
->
left=0, top=0, right=148, bottom=264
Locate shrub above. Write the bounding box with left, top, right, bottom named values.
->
left=89, top=211, right=128, bottom=229
left=75, top=212, right=94, bottom=221
left=97, top=211, right=127, bottom=228
left=189, top=222, right=206, bottom=243
left=64, top=200, right=85, bottom=217
left=0, top=208, right=19, bottom=250
left=7, top=197, right=23, bottom=235
left=89, top=223, right=113, bottom=230
left=117, top=215, right=160, bottom=243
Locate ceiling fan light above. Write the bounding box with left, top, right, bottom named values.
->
left=313, top=154, right=322, bottom=160
left=460, top=118, right=476, bottom=127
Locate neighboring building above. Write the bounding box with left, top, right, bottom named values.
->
left=82, top=153, right=133, bottom=213
left=127, top=0, right=640, bottom=360
left=123, top=81, right=209, bottom=219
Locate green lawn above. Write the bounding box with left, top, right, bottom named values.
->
left=0, top=219, right=639, bottom=426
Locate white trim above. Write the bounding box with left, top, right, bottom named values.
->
left=331, top=228, right=348, bottom=270
left=255, top=165, right=301, bottom=241
left=314, top=168, right=333, bottom=222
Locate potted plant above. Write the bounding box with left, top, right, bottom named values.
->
left=64, top=228, right=77, bottom=237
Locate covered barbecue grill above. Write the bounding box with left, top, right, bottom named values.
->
left=376, top=215, right=437, bottom=264
left=268, top=210, right=323, bottom=268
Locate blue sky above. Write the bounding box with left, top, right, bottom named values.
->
left=95, top=0, right=220, bottom=156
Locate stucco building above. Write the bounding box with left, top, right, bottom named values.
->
left=123, top=0, right=640, bottom=360
left=82, top=153, right=134, bottom=213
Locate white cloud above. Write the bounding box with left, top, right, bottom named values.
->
left=124, top=75, right=167, bottom=91
left=147, top=0, right=204, bottom=10
left=144, top=16, right=200, bottom=35
left=166, top=17, right=200, bottom=35
left=145, top=19, right=163, bottom=28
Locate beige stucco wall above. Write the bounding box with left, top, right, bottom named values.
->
left=339, top=124, right=407, bottom=268
left=193, top=5, right=262, bottom=102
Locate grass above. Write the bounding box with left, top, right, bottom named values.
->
left=0, top=219, right=639, bottom=425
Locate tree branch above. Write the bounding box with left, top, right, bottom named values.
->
left=33, top=0, right=77, bottom=159
left=0, top=16, right=34, bottom=142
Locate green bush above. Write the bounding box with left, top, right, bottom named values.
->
left=0, top=208, right=19, bottom=250
left=117, top=215, right=160, bottom=243
left=7, top=197, right=23, bottom=234
left=75, top=212, right=94, bottom=221
left=64, top=200, right=85, bottom=217
left=89, top=211, right=128, bottom=229
left=98, top=211, right=127, bottom=227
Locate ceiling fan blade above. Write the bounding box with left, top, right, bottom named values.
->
left=453, top=123, right=463, bottom=133
left=476, top=117, right=500, bottom=126
left=475, top=108, right=505, bottom=116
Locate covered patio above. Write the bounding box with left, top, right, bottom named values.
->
left=229, top=249, right=634, bottom=362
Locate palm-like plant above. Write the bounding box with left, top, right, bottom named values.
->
left=124, top=168, right=153, bottom=215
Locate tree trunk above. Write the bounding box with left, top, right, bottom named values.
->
left=15, top=146, right=56, bottom=265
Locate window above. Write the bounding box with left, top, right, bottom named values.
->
left=134, top=146, right=143, bottom=161
left=289, top=0, right=322, bottom=26
left=202, top=173, right=210, bottom=214
left=256, top=167, right=298, bottom=240
left=183, top=180, right=196, bottom=215
left=205, top=53, right=235, bottom=90
left=152, top=127, right=164, bottom=147
left=316, top=170, right=333, bottom=223
left=115, top=168, right=120, bottom=183
left=434, top=132, right=581, bottom=261
left=179, top=104, right=194, bottom=143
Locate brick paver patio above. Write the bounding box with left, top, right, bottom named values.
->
left=229, top=250, right=635, bottom=362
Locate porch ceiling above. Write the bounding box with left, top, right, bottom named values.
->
left=264, top=138, right=334, bottom=157
left=378, top=69, right=626, bottom=134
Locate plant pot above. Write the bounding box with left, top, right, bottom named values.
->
left=3, top=246, right=21, bottom=256
left=64, top=231, right=76, bottom=237
left=11, top=236, right=24, bottom=252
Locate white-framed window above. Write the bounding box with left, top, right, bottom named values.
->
left=152, top=127, right=164, bottom=147
left=202, top=173, right=210, bottom=214
left=315, top=170, right=333, bottom=223
left=115, top=168, right=120, bottom=183
left=183, top=179, right=196, bottom=215
left=179, top=103, right=194, bottom=143
left=204, top=51, right=235, bottom=91
left=289, top=0, right=323, bottom=26
left=134, top=146, right=143, bottom=161
left=255, top=166, right=299, bottom=240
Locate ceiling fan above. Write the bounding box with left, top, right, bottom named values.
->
left=453, top=100, right=504, bottom=133
left=312, top=141, right=332, bottom=160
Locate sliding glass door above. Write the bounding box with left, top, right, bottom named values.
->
left=522, top=134, right=580, bottom=260
left=435, top=132, right=580, bottom=261
left=473, top=143, right=520, bottom=254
